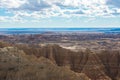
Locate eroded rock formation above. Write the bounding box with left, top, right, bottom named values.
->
left=0, top=41, right=120, bottom=80
left=0, top=47, right=90, bottom=80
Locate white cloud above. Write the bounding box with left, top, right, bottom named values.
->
left=0, top=0, right=26, bottom=8
left=0, top=16, right=7, bottom=22
left=0, top=15, right=26, bottom=23
left=0, top=0, right=120, bottom=22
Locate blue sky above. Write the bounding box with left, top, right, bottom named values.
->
left=0, top=0, right=120, bottom=28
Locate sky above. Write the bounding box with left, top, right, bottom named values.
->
left=0, top=0, right=120, bottom=28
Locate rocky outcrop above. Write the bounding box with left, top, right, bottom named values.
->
left=15, top=44, right=112, bottom=80
left=0, top=47, right=90, bottom=80
left=16, top=44, right=120, bottom=80
left=81, top=52, right=111, bottom=80
left=0, top=42, right=120, bottom=80
left=97, top=50, right=120, bottom=80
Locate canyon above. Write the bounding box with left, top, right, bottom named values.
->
left=0, top=41, right=120, bottom=80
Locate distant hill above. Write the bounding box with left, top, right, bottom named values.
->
left=0, top=28, right=120, bottom=34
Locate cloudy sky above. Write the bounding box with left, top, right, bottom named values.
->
left=0, top=0, right=120, bottom=28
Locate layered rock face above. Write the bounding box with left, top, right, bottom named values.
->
left=0, top=42, right=120, bottom=80
left=16, top=44, right=120, bottom=80
left=97, top=50, right=120, bottom=80
left=0, top=47, right=90, bottom=80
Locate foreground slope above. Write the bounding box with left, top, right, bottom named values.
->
left=0, top=47, right=90, bottom=80
left=0, top=41, right=120, bottom=80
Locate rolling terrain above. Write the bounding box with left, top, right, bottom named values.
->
left=0, top=41, right=120, bottom=80
left=0, top=29, right=120, bottom=80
